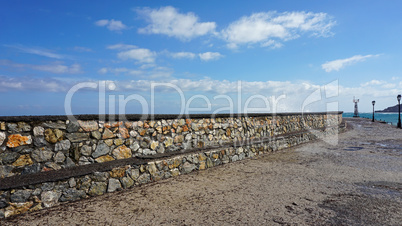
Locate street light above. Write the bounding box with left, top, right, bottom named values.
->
left=398, top=95, right=401, bottom=128
left=372, top=100, right=375, bottom=122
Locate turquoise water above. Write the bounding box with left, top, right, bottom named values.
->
left=343, top=112, right=400, bottom=125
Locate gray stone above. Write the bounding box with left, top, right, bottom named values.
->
left=231, top=155, right=239, bottom=162
left=68, top=178, right=76, bottom=187
left=127, top=168, right=140, bottom=180
left=31, top=148, right=53, bottom=162
left=142, top=149, right=156, bottom=155
left=60, top=188, right=86, bottom=202
left=33, top=137, right=48, bottom=147
left=54, top=152, right=66, bottom=163
left=64, top=157, right=76, bottom=168
left=0, top=200, right=7, bottom=209
left=21, top=164, right=41, bottom=175
left=32, top=188, right=41, bottom=196
left=107, top=178, right=122, bottom=193
left=65, top=133, right=90, bottom=143
left=55, top=140, right=71, bottom=152
left=130, top=142, right=140, bottom=152
left=92, top=142, right=110, bottom=158
left=239, top=152, right=246, bottom=160
left=41, top=182, right=55, bottom=191
left=66, top=121, right=80, bottom=133
left=33, top=126, right=44, bottom=136
left=222, top=155, right=230, bottom=164
left=42, top=122, right=66, bottom=130
left=7, top=123, right=19, bottom=133
left=78, top=176, right=92, bottom=191
left=79, top=156, right=91, bottom=165
left=181, top=162, right=196, bottom=174
left=0, top=132, right=5, bottom=146
left=120, top=177, right=134, bottom=189
left=10, top=190, right=32, bottom=203
left=41, top=191, right=62, bottom=208
left=0, top=209, right=4, bottom=218
left=91, top=131, right=101, bottom=140
left=88, top=182, right=107, bottom=196
left=80, top=145, right=92, bottom=156
left=45, top=162, right=62, bottom=170
left=137, top=173, right=151, bottom=184
left=0, top=152, right=19, bottom=164
left=91, top=172, right=109, bottom=182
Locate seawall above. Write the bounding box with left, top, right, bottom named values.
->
left=0, top=112, right=343, bottom=218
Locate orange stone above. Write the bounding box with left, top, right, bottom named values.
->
left=110, top=167, right=125, bottom=178
left=112, top=145, right=132, bottom=159
left=182, top=125, right=189, bottom=132
left=102, top=128, right=115, bottom=139
left=12, top=154, right=33, bottom=167
left=95, top=155, right=115, bottom=163
left=6, top=134, right=32, bottom=148
left=119, top=128, right=129, bottom=139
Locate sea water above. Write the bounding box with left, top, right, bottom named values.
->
left=343, top=112, right=400, bottom=125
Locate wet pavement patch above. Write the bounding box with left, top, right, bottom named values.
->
left=343, top=146, right=364, bottom=151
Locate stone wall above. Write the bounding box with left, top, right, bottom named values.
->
left=0, top=112, right=343, bottom=218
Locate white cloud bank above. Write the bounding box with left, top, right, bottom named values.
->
left=95, top=19, right=128, bottom=32
left=199, top=52, right=223, bottom=61
left=0, top=60, right=82, bottom=74
left=4, top=45, right=65, bottom=59
left=221, top=11, right=335, bottom=49
left=137, top=6, right=217, bottom=40
left=322, top=54, right=379, bottom=72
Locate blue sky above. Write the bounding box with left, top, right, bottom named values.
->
left=1, top=0, right=402, bottom=116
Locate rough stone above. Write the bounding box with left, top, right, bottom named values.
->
left=4, top=201, right=33, bottom=218
left=112, top=145, right=132, bottom=159
left=127, top=168, right=140, bottom=180
left=104, top=139, right=114, bottom=146
left=10, top=190, right=32, bottom=203
left=0, top=165, right=14, bottom=178
left=33, top=126, right=44, bottom=136
left=65, top=133, right=89, bottom=143
left=137, top=173, right=151, bottom=184
left=91, top=172, right=109, bottom=182
left=45, top=129, right=63, bottom=143
left=92, top=142, right=110, bottom=158
left=12, top=154, right=33, bottom=167
left=33, top=137, right=48, bottom=147
left=0, top=132, right=6, bottom=146
left=42, top=122, right=66, bottom=130
left=110, top=167, right=125, bottom=178
left=102, top=128, right=115, bottom=139
left=88, top=182, right=107, bottom=196
left=170, top=168, right=180, bottom=177
left=80, top=145, right=92, bottom=156
left=148, top=162, right=158, bottom=175
left=79, top=156, right=91, bottom=165
left=6, top=134, right=32, bottom=148
left=68, top=178, right=76, bottom=187
left=91, top=131, right=101, bottom=140
left=181, top=162, right=196, bottom=174
left=0, top=152, right=19, bottom=164
left=164, top=137, right=173, bottom=147
left=78, top=120, right=99, bottom=132
left=41, top=191, right=62, bottom=208
left=95, top=155, right=114, bottom=163
left=55, top=140, right=71, bottom=152
left=142, top=149, right=156, bottom=155
left=150, top=141, right=159, bottom=150
left=199, top=161, right=206, bottom=170
left=60, top=188, right=86, bottom=202
left=114, top=138, right=123, bottom=146
left=20, top=164, right=41, bottom=175
left=54, top=151, right=66, bottom=163
left=120, top=176, right=134, bottom=189
left=119, top=128, right=129, bottom=139
left=31, top=147, right=53, bottom=162
left=174, top=135, right=184, bottom=143
left=107, top=178, right=122, bottom=193
left=66, top=121, right=80, bottom=133
left=0, top=122, right=5, bottom=130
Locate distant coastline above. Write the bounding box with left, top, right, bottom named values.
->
left=375, top=104, right=402, bottom=113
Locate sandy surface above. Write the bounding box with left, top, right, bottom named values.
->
left=2, top=118, right=402, bottom=225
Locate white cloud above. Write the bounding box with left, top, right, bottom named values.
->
left=137, top=6, right=216, bottom=40
left=221, top=11, right=335, bottom=49
left=95, top=19, right=127, bottom=32
left=322, top=54, right=379, bottom=72
left=0, top=60, right=82, bottom=74
left=4, top=45, right=64, bottom=59
left=74, top=46, right=92, bottom=52
left=106, top=44, right=137, bottom=50
left=171, top=52, right=196, bottom=59
left=117, top=48, right=156, bottom=63
left=199, top=52, right=223, bottom=61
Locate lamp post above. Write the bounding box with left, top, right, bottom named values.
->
left=372, top=101, right=375, bottom=122
left=398, top=95, right=401, bottom=128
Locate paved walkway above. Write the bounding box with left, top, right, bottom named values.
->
left=2, top=118, right=402, bottom=225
